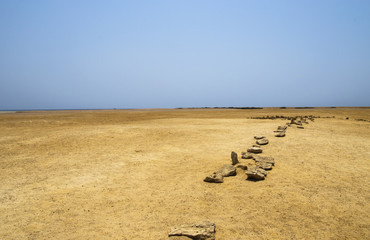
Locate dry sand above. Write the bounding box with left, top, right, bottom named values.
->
left=0, top=108, right=369, bottom=239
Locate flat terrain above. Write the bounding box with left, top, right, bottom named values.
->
left=1, top=108, right=369, bottom=239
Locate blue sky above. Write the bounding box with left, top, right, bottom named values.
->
left=1, top=0, right=369, bottom=109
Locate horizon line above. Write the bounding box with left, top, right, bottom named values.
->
left=1, top=106, right=370, bottom=112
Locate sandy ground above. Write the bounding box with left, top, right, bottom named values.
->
left=0, top=108, right=369, bottom=239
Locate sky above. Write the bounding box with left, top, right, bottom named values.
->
left=0, top=0, right=369, bottom=109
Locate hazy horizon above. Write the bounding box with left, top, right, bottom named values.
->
left=2, top=106, right=370, bottom=112
left=1, top=0, right=370, bottom=110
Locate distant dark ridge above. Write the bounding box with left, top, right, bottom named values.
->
left=177, top=107, right=263, bottom=110
left=279, top=106, right=368, bottom=109
left=248, top=115, right=338, bottom=120
left=355, top=118, right=370, bottom=123
left=214, top=107, right=263, bottom=109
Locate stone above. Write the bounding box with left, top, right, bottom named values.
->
left=290, top=118, right=304, bottom=125
left=297, top=126, right=304, bottom=129
left=256, top=138, right=269, bottom=145
left=241, top=152, right=254, bottom=159
left=215, top=165, right=236, bottom=177
left=169, top=221, right=216, bottom=240
left=254, top=136, right=266, bottom=140
left=168, top=237, right=193, bottom=240
left=231, top=151, right=239, bottom=165
left=277, top=126, right=287, bottom=131
left=246, top=167, right=267, bottom=180
left=203, top=173, right=223, bottom=183
left=236, top=164, right=248, bottom=170
left=255, top=161, right=273, bottom=170
left=247, top=146, right=262, bottom=154
left=275, top=131, right=285, bottom=137
left=253, top=156, right=275, bottom=165
left=167, top=236, right=191, bottom=240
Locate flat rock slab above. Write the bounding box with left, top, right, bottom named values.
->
left=215, top=165, right=236, bottom=177
left=241, top=152, right=254, bottom=159
left=253, top=156, right=275, bottom=165
left=254, top=136, right=266, bottom=140
left=203, top=173, right=223, bottom=183
left=169, top=221, right=216, bottom=240
left=255, top=161, right=273, bottom=170
left=247, top=147, right=263, bottom=154
left=256, top=138, right=269, bottom=145
left=275, top=132, right=286, bottom=137
left=246, top=167, right=267, bottom=180
left=277, top=126, right=287, bottom=131
left=168, top=237, right=195, bottom=240
left=297, top=126, right=304, bottom=129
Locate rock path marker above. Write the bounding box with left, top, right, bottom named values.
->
left=241, top=152, right=254, bottom=159
left=231, top=151, right=239, bottom=165
left=254, top=136, right=266, bottom=140
left=246, top=167, right=267, bottom=180
left=247, top=146, right=263, bottom=153
left=203, top=173, right=224, bottom=183
left=256, top=138, right=269, bottom=145
left=193, top=115, right=317, bottom=238
left=204, top=165, right=236, bottom=183
left=169, top=221, right=216, bottom=240
left=275, top=131, right=286, bottom=137
left=215, top=165, right=236, bottom=177
left=253, top=156, right=275, bottom=166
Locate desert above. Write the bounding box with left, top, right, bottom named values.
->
left=0, top=107, right=369, bottom=239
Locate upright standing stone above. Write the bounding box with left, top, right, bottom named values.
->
left=231, top=151, right=239, bottom=165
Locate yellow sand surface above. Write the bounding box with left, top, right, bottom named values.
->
left=1, top=108, right=369, bottom=239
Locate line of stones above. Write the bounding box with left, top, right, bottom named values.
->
left=168, top=116, right=313, bottom=240
left=248, top=115, right=324, bottom=120
left=203, top=116, right=313, bottom=183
